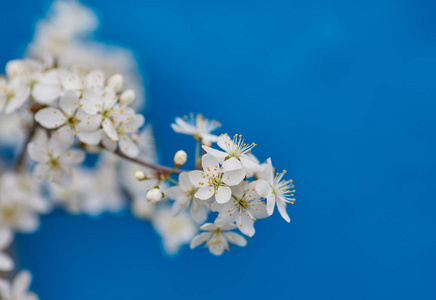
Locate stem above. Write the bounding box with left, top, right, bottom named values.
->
left=195, top=138, right=201, bottom=168
left=112, top=148, right=184, bottom=174
left=166, top=176, right=179, bottom=185
left=15, top=121, right=37, bottom=172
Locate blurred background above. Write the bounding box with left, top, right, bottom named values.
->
left=1, top=0, right=436, bottom=299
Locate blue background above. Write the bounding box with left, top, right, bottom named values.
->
left=1, top=0, right=436, bottom=299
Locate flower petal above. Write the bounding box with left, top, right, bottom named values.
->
left=27, top=143, right=48, bottom=163
left=266, top=194, right=276, bottom=215
left=59, top=149, right=85, bottom=166
left=178, top=172, right=193, bottom=191
left=102, top=118, right=118, bottom=141
left=80, top=90, right=102, bottom=115
left=32, top=83, right=60, bottom=104
left=276, top=199, right=291, bottom=223
left=59, top=90, right=79, bottom=116
left=222, top=169, right=245, bottom=186
left=223, top=232, right=247, bottom=246
left=194, top=187, right=214, bottom=200
left=190, top=232, right=212, bottom=249
left=119, top=136, right=138, bottom=157
left=215, top=186, right=232, bottom=204
left=12, top=270, right=31, bottom=296
left=201, top=154, right=220, bottom=176
left=34, top=108, right=65, bottom=129
left=222, top=157, right=242, bottom=172
left=77, top=129, right=104, bottom=145
left=189, top=170, right=208, bottom=188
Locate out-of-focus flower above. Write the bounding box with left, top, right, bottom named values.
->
left=171, top=113, right=220, bottom=142
left=0, top=270, right=39, bottom=300
left=0, top=227, right=14, bottom=272
left=190, top=222, right=246, bottom=256
left=49, top=154, right=125, bottom=215
left=0, top=173, right=50, bottom=233
left=152, top=208, right=197, bottom=255
left=27, top=130, right=85, bottom=186
left=173, top=150, right=187, bottom=166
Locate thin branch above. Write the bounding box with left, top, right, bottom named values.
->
left=15, top=121, right=37, bottom=172
left=112, top=148, right=184, bottom=174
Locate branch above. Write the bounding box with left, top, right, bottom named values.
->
left=15, top=121, right=37, bottom=172
left=112, top=148, right=184, bottom=174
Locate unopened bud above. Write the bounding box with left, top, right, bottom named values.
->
left=146, top=188, right=163, bottom=204
left=135, top=170, right=147, bottom=181
left=173, top=150, right=187, bottom=166
left=120, top=89, right=135, bottom=105
left=107, top=73, right=123, bottom=93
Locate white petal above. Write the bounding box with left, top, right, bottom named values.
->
left=49, top=167, right=73, bottom=187
left=202, top=145, right=228, bottom=163
left=222, top=169, right=245, bottom=186
left=5, top=86, right=30, bottom=113
left=119, top=136, right=138, bottom=157
left=222, top=157, right=242, bottom=171
left=215, top=186, right=232, bottom=204
left=239, top=210, right=255, bottom=237
left=32, top=164, right=49, bottom=183
left=178, top=172, right=193, bottom=191
left=189, top=170, right=208, bottom=188
left=240, top=155, right=264, bottom=172
left=102, top=119, right=118, bottom=141
left=223, top=232, right=247, bottom=246
left=101, top=137, right=117, bottom=152
left=76, top=110, right=103, bottom=131
left=27, top=143, right=48, bottom=163
left=34, top=108, right=65, bottom=129
left=165, top=186, right=185, bottom=201
left=276, top=199, right=291, bottom=223
left=200, top=223, right=216, bottom=231
left=59, top=149, right=85, bottom=166
left=54, top=125, right=74, bottom=146
left=12, top=270, right=31, bottom=295
left=32, top=83, right=60, bottom=104
left=83, top=70, right=105, bottom=90
left=201, top=154, right=220, bottom=176
left=170, top=197, right=187, bottom=216
left=190, top=200, right=208, bottom=224
left=256, top=180, right=272, bottom=197
left=266, top=194, right=276, bottom=215
left=190, top=232, right=212, bottom=249
left=0, top=228, right=12, bottom=249
left=194, top=187, right=214, bottom=200
left=217, top=134, right=230, bottom=151
left=0, top=253, right=13, bottom=271
left=80, top=90, right=102, bottom=115
left=102, top=87, right=117, bottom=110
left=59, top=90, right=79, bottom=116
left=77, top=129, right=104, bottom=145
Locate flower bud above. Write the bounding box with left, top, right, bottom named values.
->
left=120, top=89, right=135, bottom=105
left=135, top=170, right=147, bottom=181
left=146, top=188, right=163, bottom=204
left=173, top=150, right=187, bottom=166
left=107, top=73, right=123, bottom=93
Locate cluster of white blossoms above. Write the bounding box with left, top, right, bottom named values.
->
left=0, top=0, right=296, bottom=297
left=160, top=119, right=296, bottom=256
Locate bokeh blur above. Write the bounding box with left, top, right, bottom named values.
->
left=1, top=0, right=435, bottom=299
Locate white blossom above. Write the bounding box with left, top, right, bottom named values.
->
left=190, top=222, right=246, bottom=256
left=0, top=227, right=14, bottom=272
left=171, top=113, right=220, bottom=141
left=0, top=173, right=49, bottom=233
left=166, top=172, right=211, bottom=224
left=49, top=154, right=124, bottom=215
left=0, top=270, right=39, bottom=300
left=189, top=154, right=245, bottom=204
left=203, top=133, right=263, bottom=172
left=212, top=181, right=268, bottom=237
left=34, top=90, right=104, bottom=145
left=27, top=130, right=85, bottom=186
left=256, top=158, right=295, bottom=222
left=0, top=78, right=30, bottom=115
left=152, top=208, right=197, bottom=255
